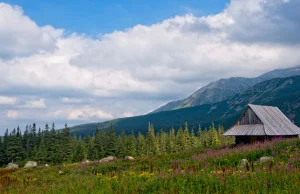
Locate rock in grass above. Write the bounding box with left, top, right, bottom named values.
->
left=58, top=170, right=64, bottom=174
left=45, top=164, right=49, bottom=167
left=6, top=163, right=19, bottom=169
left=125, top=156, right=135, bottom=161
left=240, top=159, right=250, bottom=171
left=260, top=157, right=274, bottom=165
left=24, top=161, right=37, bottom=168
left=99, top=156, right=117, bottom=163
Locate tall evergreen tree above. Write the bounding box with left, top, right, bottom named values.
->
left=106, top=124, right=117, bottom=156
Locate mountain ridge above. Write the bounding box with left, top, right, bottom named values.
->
left=70, top=75, right=300, bottom=137
left=151, top=66, right=300, bottom=113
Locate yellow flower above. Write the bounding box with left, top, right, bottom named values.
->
left=129, top=172, right=135, bottom=176
left=168, top=169, right=173, bottom=173
left=96, top=173, right=103, bottom=178
left=109, top=176, right=118, bottom=180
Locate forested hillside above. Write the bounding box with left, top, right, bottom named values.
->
left=0, top=122, right=234, bottom=167
left=70, top=75, right=300, bottom=137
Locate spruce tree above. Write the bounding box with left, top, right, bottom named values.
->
left=73, top=139, right=85, bottom=162
left=61, top=123, right=72, bottom=162
left=146, top=123, right=159, bottom=156
left=106, top=124, right=117, bottom=156
left=176, top=127, right=184, bottom=152
left=136, top=132, right=146, bottom=156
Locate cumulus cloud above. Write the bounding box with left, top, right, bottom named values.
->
left=0, top=96, right=17, bottom=105
left=20, top=99, right=47, bottom=109
left=1, top=0, right=300, bottom=132
left=6, top=110, right=18, bottom=119
left=53, top=107, right=113, bottom=121
left=0, top=3, right=63, bottom=59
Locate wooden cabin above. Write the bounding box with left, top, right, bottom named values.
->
left=223, top=104, right=300, bottom=144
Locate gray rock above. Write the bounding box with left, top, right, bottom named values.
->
left=24, top=161, right=37, bottom=168
left=99, top=156, right=116, bottom=163
left=125, top=156, right=135, bottom=161
left=240, top=159, right=250, bottom=171
left=45, top=164, right=49, bottom=167
left=260, top=157, right=274, bottom=165
left=6, top=163, right=19, bottom=169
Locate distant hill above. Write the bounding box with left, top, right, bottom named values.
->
left=70, top=75, right=300, bottom=137
left=151, top=66, right=300, bottom=113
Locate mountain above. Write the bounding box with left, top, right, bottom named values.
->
left=70, top=75, right=300, bottom=137
left=151, top=66, right=300, bottom=113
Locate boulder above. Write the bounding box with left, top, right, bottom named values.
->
left=125, top=156, right=135, bottom=161
left=240, top=159, right=250, bottom=171
left=45, top=164, right=49, bottom=167
left=83, top=160, right=90, bottom=163
left=99, top=156, right=116, bottom=163
left=24, top=161, right=37, bottom=168
left=6, top=163, right=19, bottom=169
left=58, top=170, right=64, bottom=174
left=260, top=157, right=274, bottom=165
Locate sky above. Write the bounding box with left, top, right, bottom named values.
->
left=0, top=0, right=300, bottom=134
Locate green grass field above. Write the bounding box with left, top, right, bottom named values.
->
left=1, top=138, right=300, bottom=194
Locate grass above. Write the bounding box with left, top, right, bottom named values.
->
left=1, top=138, right=300, bottom=194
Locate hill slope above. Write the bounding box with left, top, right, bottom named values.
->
left=152, top=66, right=300, bottom=113
left=71, top=75, right=300, bottom=137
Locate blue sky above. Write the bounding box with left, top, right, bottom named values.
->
left=3, top=0, right=229, bottom=35
left=0, top=0, right=299, bottom=134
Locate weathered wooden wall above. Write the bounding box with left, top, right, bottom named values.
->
left=239, top=107, right=262, bottom=125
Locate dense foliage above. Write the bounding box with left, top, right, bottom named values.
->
left=0, top=138, right=299, bottom=193
left=0, top=122, right=234, bottom=167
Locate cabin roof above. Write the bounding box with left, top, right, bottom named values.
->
left=223, top=104, right=300, bottom=136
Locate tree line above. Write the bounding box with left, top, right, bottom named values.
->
left=0, top=122, right=234, bottom=166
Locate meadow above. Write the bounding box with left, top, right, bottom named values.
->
left=1, top=138, right=299, bottom=194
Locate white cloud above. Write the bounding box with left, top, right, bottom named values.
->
left=0, top=96, right=17, bottom=105
left=67, top=108, right=113, bottom=120
left=20, top=99, right=47, bottom=109
left=123, top=112, right=134, bottom=117
left=0, top=3, right=63, bottom=59
left=60, top=97, right=84, bottom=104
left=6, top=110, right=18, bottom=119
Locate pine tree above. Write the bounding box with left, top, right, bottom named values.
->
left=167, top=127, right=176, bottom=153
left=146, top=123, right=159, bottom=156
left=73, top=139, right=85, bottom=162
left=190, top=128, right=198, bottom=148
left=158, top=129, right=167, bottom=155
left=87, top=139, right=96, bottom=161
left=61, top=123, right=72, bottom=162
left=176, top=127, right=185, bottom=152
left=136, top=132, right=146, bottom=156
left=126, top=131, right=136, bottom=156
left=210, top=123, right=220, bottom=147
left=0, top=137, right=5, bottom=166
left=117, top=130, right=126, bottom=157
left=35, top=136, right=46, bottom=163
left=183, top=122, right=190, bottom=150
left=106, top=124, right=117, bottom=156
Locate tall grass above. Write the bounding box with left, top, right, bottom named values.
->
left=1, top=138, right=299, bottom=194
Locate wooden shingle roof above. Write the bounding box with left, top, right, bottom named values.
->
left=223, top=104, right=300, bottom=136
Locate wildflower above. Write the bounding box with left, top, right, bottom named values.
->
left=189, top=171, right=193, bottom=176
left=167, top=169, right=173, bottom=173
left=96, top=173, right=103, bottom=178
left=109, top=176, right=118, bottom=180
left=129, top=172, right=135, bottom=176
